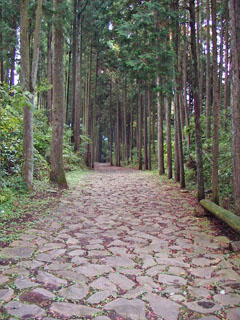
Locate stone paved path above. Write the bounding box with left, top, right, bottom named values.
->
left=0, top=164, right=240, bottom=320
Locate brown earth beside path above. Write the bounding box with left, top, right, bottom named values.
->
left=0, top=163, right=240, bottom=320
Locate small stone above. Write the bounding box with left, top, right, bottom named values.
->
left=15, top=276, right=39, bottom=290
left=90, top=277, right=117, bottom=291
left=191, top=258, right=213, bottom=267
left=4, top=301, right=45, bottom=318
left=104, top=298, right=146, bottom=319
left=21, top=288, right=55, bottom=303
left=169, top=294, right=185, bottom=303
left=226, top=308, right=240, bottom=320
left=213, top=293, right=240, bottom=305
left=0, top=275, right=9, bottom=285
left=137, top=276, right=157, bottom=288
left=67, top=249, right=85, bottom=256
left=59, top=285, right=89, bottom=300
left=50, top=302, right=100, bottom=318
left=36, top=271, right=67, bottom=289
left=105, top=256, right=136, bottom=268
left=71, top=256, right=88, bottom=265
left=123, top=286, right=151, bottom=299
left=17, top=260, right=44, bottom=270
left=0, top=288, right=14, bottom=304
left=87, top=290, right=115, bottom=304
left=56, top=270, right=87, bottom=284
left=184, top=299, right=221, bottom=314
left=66, top=237, right=79, bottom=245
left=44, top=263, right=72, bottom=271
left=145, top=293, right=180, bottom=320
left=190, top=267, right=214, bottom=279
left=3, top=267, right=29, bottom=277
left=74, top=264, right=112, bottom=277
left=108, top=273, right=135, bottom=291
left=39, top=243, right=64, bottom=252
left=188, top=286, right=211, bottom=298
left=158, top=274, right=187, bottom=286
left=0, top=247, right=34, bottom=259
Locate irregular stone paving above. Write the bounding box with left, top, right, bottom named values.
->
left=0, top=163, right=240, bottom=320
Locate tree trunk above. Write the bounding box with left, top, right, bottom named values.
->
left=190, top=0, right=205, bottom=201
left=174, top=94, right=180, bottom=182
left=165, top=97, right=172, bottom=179
left=147, top=87, right=152, bottom=170
left=109, top=79, right=113, bottom=166
left=20, top=0, right=42, bottom=190
left=224, top=1, right=229, bottom=130
left=130, top=107, right=133, bottom=163
left=0, top=6, right=4, bottom=83
left=230, top=0, right=240, bottom=215
left=47, top=27, right=52, bottom=124
left=20, top=0, right=32, bottom=189
left=138, top=80, right=142, bottom=170
left=157, top=77, right=164, bottom=175
left=10, top=12, right=17, bottom=87
left=115, top=80, right=121, bottom=167
left=151, top=91, right=155, bottom=155
left=211, top=0, right=220, bottom=204
left=123, top=78, right=128, bottom=164
left=206, top=0, right=211, bottom=139
left=50, top=0, right=67, bottom=188
left=71, top=0, right=77, bottom=133
left=74, top=20, right=82, bottom=152
left=144, top=87, right=148, bottom=170
left=91, top=50, right=99, bottom=168
left=65, top=49, right=71, bottom=124
left=85, top=41, right=92, bottom=167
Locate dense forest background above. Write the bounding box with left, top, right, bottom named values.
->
left=0, top=0, right=240, bottom=224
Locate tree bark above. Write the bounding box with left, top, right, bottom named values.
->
left=50, top=0, right=67, bottom=188
left=200, top=199, right=240, bottom=234
left=147, top=87, right=152, bottom=170
left=211, top=0, right=220, bottom=204
left=115, top=80, right=121, bottom=167
left=74, top=20, right=82, bottom=152
left=224, top=1, right=229, bottom=130
left=165, top=97, right=172, bottom=179
left=206, top=0, right=211, bottom=139
left=109, top=79, right=113, bottom=166
left=138, top=80, right=142, bottom=170
left=174, top=94, right=180, bottom=182
left=144, top=87, right=148, bottom=170
left=123, top=78, right=128, bottom=164
left=20, top=0, right=42, bottom=190
left=71, top=0, right=77, bottom=133
left=47, top=27, right=52, bottom=124
left=157, top=77, right=164, bottom=175
left=190, top=0, right=205, bottom=201
left=230, top=0, right=240, bottom=215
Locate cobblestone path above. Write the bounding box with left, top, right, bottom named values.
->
left=0, top=164, right=240, bottom=320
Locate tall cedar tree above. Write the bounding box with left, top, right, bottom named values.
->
left=50, top=0, right=68, bottom=188
left=189, top=0, right=205, bottom=200
left=20, top=0, right=42, bottom=190
left=230, top=0, right=240, bottom=215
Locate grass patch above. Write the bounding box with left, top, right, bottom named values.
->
left=0, top=169, right=89, bottom=247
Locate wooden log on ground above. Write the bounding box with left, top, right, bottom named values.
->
left=200, top=199, right=240, bottom=234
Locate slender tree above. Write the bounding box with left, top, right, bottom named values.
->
left=20, top=0, right=42, bottom=190
left=230, top=0, right=240, bottom=215
left=50, top=0, right=67, bottom=188
left=211, top=0, right=220, bottom=204
left=189, top=0, right=205, bottom=200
